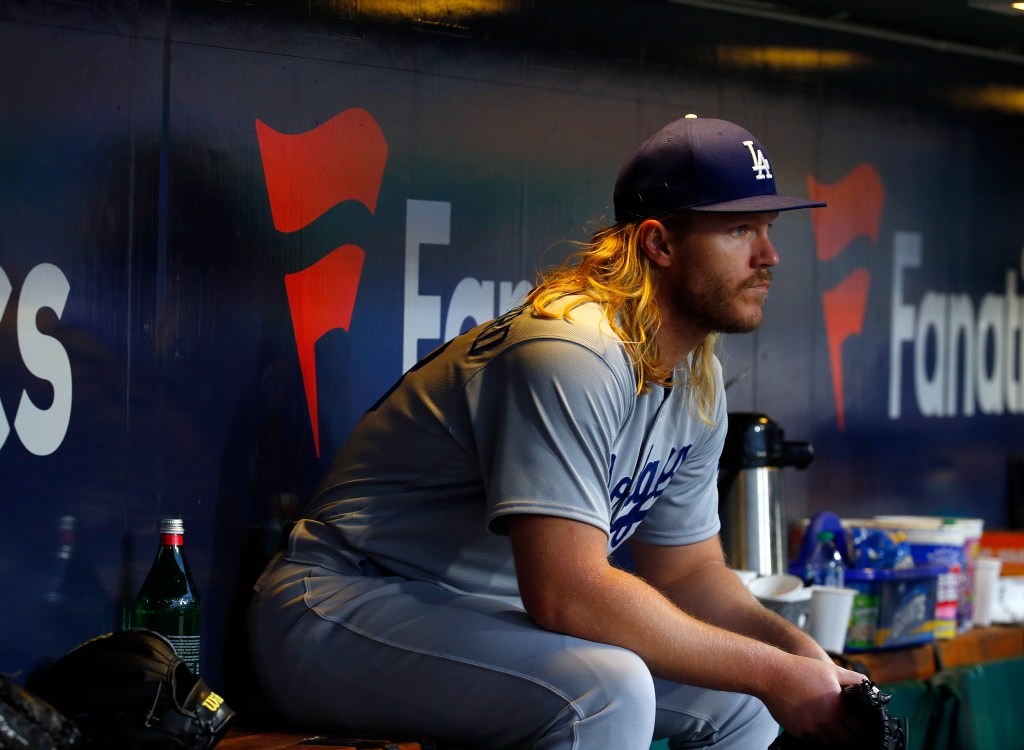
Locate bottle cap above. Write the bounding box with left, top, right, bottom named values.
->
left=160, top=518, right=185, bottom=534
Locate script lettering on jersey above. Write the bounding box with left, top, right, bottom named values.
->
left=368, top=305, right=526, bottom=412
left=607, top=443, right=691, bottom=550
left=469, top=306, right=525, bottom=356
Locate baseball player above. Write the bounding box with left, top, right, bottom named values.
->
left=248, top=115, right=867, bottom=749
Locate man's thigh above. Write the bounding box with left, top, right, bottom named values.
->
left=250, top=561, right=657, bottom=749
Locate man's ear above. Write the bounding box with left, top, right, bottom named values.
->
left=638, top=219, right=672, bottom=268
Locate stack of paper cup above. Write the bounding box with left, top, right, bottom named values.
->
left=750, top=574, right=812, bottom=630
left=972, top=557, right=1003, bottom=627
left=807, top=586, right=856, bottom=653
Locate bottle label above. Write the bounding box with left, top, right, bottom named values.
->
left=165, top=634, right=201, bottom=674
left=160, top=533, right=184, bottom=546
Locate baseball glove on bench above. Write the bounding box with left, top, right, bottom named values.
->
left=768, top=679, right=907, bottom=750
left=27, top=629, right=235, bottom=750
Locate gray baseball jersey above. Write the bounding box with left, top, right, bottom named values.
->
left=286, top=298, right=727, bottom=607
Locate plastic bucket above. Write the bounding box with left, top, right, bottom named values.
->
left=844, top=564, right=945, bottom=650
left=873, top=516, right=984, bottom=633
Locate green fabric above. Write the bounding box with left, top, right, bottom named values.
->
left=930, top=656, right=1024, bottom=750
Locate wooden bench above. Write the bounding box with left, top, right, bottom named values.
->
left=219, top=729, right=311, bottom=749
left=219, top=730, right=450, bottom=749
left=850, top=624, right=1024, bottom=683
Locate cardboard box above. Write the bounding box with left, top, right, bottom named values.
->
left=978, top=530, right=1024, bottom=576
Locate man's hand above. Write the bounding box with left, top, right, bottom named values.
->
left=760, top=654, right=869, bottom=744
left=767, top=676, right=909, bottom=749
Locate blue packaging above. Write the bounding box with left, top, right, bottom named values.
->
left=844, top=564, right=947, bottom=651
left=790, top=513, right=948, bottom=651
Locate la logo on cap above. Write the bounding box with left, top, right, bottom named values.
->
left=743, top=140, right=773, bottom=181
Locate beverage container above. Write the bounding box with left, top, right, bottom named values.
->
left=718, top=413, right=813, bottom=576
left=134, top=517, right=202, bottom=674
left=43, top=515, right=108, bottom=653
left=804, top=531, right=845, bottom=588
left=807, top=585, right=855, bottom=653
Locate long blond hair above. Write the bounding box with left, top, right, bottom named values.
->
left=526, top=218, right=720, bottom=425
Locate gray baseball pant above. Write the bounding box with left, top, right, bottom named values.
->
left=248, top=557, right=778, bottom=749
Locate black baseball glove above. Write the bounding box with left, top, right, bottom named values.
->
left=768, top=679, right=907, bottom=750
left=26, top=630, right=234, bottom=750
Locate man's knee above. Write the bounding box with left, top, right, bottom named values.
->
left=539, top=644, right=656, bottom=749
left=586, top=644, right=657, bottom=716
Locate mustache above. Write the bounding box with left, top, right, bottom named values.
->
left=742, top=270, right=773, bottom=288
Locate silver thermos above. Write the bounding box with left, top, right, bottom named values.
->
left=718, top=413, right=813, bottom=576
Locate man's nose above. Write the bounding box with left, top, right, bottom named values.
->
left=754, top=234, right=780, bottom=268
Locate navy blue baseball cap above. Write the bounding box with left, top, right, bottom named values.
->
left=613, top=114, right=826, bottom=222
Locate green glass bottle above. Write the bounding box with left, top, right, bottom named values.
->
left=134, top=517, right=202, bottom=674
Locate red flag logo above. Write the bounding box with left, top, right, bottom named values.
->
left=257, top=108, right=388, bottom=455
left=256, top=108, right=388, bottom=233
left=808, top=164, right=884, bottom=262
left=808, top=164, right=885, bottom=430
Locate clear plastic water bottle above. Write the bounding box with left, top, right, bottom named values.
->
left=805, top=530, right=845, bottom=587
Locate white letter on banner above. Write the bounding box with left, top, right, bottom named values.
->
left=15, top=263, right=72, bottom=456
left=403, top=200, right=450, bottom=373
left=976, top=292, right=1005, bottom=414
left=914, top=291, right=947, bottom=417
left=1006, top=256, right=1023, bottom=413
left=889, top=232, right=922, bottom=419
left=444, top=278, right=494, bottom=342
left=0, top=268, right=11, bottom=449
left=946, top=294, right=976, bottom=416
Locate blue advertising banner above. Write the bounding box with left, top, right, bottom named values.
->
left=1, top=0, right=1022, bottom=691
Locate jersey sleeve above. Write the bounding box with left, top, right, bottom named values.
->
left=463, top=337, right=635, bottom=536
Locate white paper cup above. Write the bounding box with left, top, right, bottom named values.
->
left=757, top=587, right=812, bottom=630
left=748, top=573, right=804, bottom=600
left=807, top=585, right=856, bottom=653
left=731, top=569, right=759, bottom=588
left=972, top=556, right=1003, bottom=627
